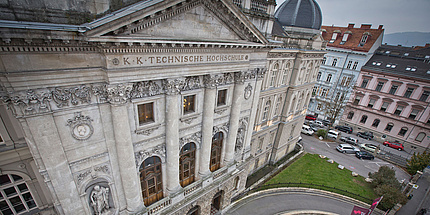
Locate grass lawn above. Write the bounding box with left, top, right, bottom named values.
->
left=264, top=153, right=377, bottom=202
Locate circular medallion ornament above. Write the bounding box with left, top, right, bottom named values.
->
left=112, top=58, right=120, bottom=65
left=72, top=123, right=93, bottom=140
left=244, top=83, right=252, bottom=100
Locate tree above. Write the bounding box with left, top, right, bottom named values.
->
left=406, top=151, right=430, bottom=175
left=368, top=166, right=407, bottom=210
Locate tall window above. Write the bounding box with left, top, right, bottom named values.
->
left=138, top=103, right=154, bottom=125
left=183, top=95, right=195, bottom=114
left=416, top=132, right=426, bottom=142
left=140, top=156, right=163, bottom=206
left=409, top=109, right=420, bottom=120
left=322, top=57, right=326, bottom=65
left=372, top=119, right=380, bottom=127
left=332, top=59, right=338, bottom=67
left=282, top=64, right=290, bottom=84
left=353, top=96, right=362, bottom=105
left=0, top=174, right=37, bottom=214
left=419, top=90, right=430, bottom=102
left=312, top=86, right=317, bottom=95
left=346, top=60, right=352, bottom=69
left=326, top=74, right=332, bottom=82
left=389, top=85, right=398, bottom=95
left=340, top=76, right=347, bottom=86
left=270, top=64, right=278, bottom=87
left=385, top=123, right=394, bottom=132
left=347, top=111, right=354, bottom=119
left=317, top=103, right=322, bottom=111
left=233, top=0, right=242, bottom=7
left=380, top=102, right=389, bottom=112
left=262, top=100, right=271, bottom=121
left=375, top=82, right=384, bottom=92
left=345, top=77, right=352, bottom=86
left=367, top=99, right=376, bottom=108
left=321, top=89, right=328, bottom=97
left=217, top=89, right=227, bottom=106
left=274, top=97, right=282, bottom=116
left=403, top=87, right=414, bottom=98
left=360, top=115, right=368, bottom=124
left=398, top=127, right=408, bottom=137
left=180, top=143, right=196, bottom=187
left=317, top=72, right=322, bottom=80
left=210, top=132, right=223, bottom=172
left=361, top=79, right=369, bottom=88
left=394, top=105, right=404, bottom=116
left=352, top=61, right=359, bottom=70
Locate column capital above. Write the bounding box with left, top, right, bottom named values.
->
left=162, top=78, right=183, bottom=95
left=234, top=70, right=253, bottom=84
left=107, top=83, right=133, bottom=105
left=255, top=67, right=267, bottom=80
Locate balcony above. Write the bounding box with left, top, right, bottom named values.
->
left=146, top=197, right=171, bottom=215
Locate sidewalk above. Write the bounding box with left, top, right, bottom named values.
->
left=396, top=168, right=430, bottom=215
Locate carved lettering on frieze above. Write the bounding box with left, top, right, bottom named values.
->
left=135, top=126, right=159, bottom=136
left=77, top=170, right=92, bottom=185
left=135, top=144, right=166, bottom=168
left=94, top=165, right=109, bottom=174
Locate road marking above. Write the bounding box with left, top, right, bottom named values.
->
left=349, top=166, right=355, bottom=169
left=310, top=147, right=315, bottom=150
left=325, top=143, right=330, bottom=148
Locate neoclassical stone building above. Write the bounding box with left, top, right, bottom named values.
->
left=0, top=0, right=324, bottom=214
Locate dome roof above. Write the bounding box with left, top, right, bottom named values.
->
left=274, top=0, right=322, bottom=30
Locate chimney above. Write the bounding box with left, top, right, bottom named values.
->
left=361, top=24, right=372, bottom=29
left=348, top=23, right=355, bottom=28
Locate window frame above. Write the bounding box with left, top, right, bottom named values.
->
left=375, top=81, right=384, bottom=92
left=332, top=58, right=338, bottom=67
left=388, top=85, right=399, bottom=95
left=372, top=119, right=380, bottom=127
left=216, top=89, right=227, bottom=107
left=361, top=79, right=369, bottom=88
left=138, top=102, right=155, bottom=125
left=183, top=94, right=196, bottom=115
left=0, top=174, right=38, bottom=214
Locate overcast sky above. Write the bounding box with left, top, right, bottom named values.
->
left=275, top=0, right=430, bottom=34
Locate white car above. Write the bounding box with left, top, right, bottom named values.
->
left=301, top=125, right=314, bottom=135
left=336, top=144, right=360, bottom=154
left=359, top=143, right=380, bottom=153
left=327, top=130, right=339, bottom=139
left=313, top=120, right=324, bottom=127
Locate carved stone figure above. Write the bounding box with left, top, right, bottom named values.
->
left=90, top=185, right=109, bottom=215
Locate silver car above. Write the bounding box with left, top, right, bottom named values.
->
left=336, top=144, right=360, bottom=154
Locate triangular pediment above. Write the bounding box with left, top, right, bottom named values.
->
left=86, top=0, right=268, bottom=44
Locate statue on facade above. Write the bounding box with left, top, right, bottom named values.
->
left=90, top=185, right=110, bottom=215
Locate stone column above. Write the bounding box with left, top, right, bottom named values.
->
left=199, top=75, right=218, bottom=176
left=224, top=71, right=247, bottom=163
left=243, top=68, right=266, bottom=160
left=163, top=79, right=181, bottom=192
left=108, top=84, right=142, bottom=213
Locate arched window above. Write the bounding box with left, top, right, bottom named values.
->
left=317, top=72, right=322, bottom=80
left=0, top=174, right=37, bottom=214
left=360, top=115, right=368, bottom=123
left=398, top=127, right=408, bottom=137
left=326, top=74, right=332, bottom=82
left=262, top=100, right=271, bottom=121
left=372, top=119, right=380, bottom=128
left=270, top=71, right=277, bottom=87
left=347, top=111, right=354, bottom=119
left=140, top=156, right=163, bottom=206
left=416, top=132, right=426, bottom=142
left=332, top=58, right=338, bottom=67
left=233, top=176, right=240, bottom=190
left=180, top=143, right=196, bottom=187
left=385, top=123, right=394, bottom=132
left=274, top=97, right=282, bottom=116
left=187, top=205, right=200, bottom=215
left=210, top=132, right=223, bottom=172
left=282, top=63, right=290, bottom=84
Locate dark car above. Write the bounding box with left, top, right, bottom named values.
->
left=340, top=136, right=359, bottom=146
left=322, top=119, right=332, bottom=126
left=357, top=131, right=374, bottom=140
left=355, top=151, right=375, bottom=160
left=335, top=125, right=353, bottom=134
left=305, top=114, right=317, bottom=121
left=383, top=141, right=404, bottom=151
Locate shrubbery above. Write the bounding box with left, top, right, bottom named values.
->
left=406, top=151, right=430, bottom=175
left=316, top=129, right=327, bottom=138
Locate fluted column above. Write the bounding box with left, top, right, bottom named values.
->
left=163, top=79, right=181, bottom=192
left=224, top=71, right=247, bottom=163
left=107, top=84, right=142, bottom=213
left=244, top=68, right=266, bottom=160
left=199, top=75, right=218, bottom=176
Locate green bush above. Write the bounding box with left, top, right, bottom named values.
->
left=406, top=151, right=430, bottom=175
left=316, top=129, right=327, bottom=138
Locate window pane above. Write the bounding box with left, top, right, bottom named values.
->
left=11, top=175, right=22, bottom=182
left=22, top=193, right=36, bottom=209
left=17, top=184, right=28, bottom=193
left=4, top=187, right=17, bottom=197
left=0, top=201, right=13, bottom=215
left=0, top=175, right=11, bottom=186
left=138, top=103, right=154, bottom=125
left=10, top=196, right=25, bottom=213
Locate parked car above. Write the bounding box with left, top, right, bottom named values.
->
left=340, top=136, right=359, bottom=145
left=301, top=125, right=314, bottom=136
left=312, top=120, right=324, bottom=127
left=327, top=130, right=340, bottom=139
left=322, top=119, right=332, bottom=126
left=305, top=114, right=317, bottom=121
left=335, top=125, right=353, bottom=134
left=357, top=131, right=374, bottom=140
left=383, top=141, right=404, bottom=151
left=359, top=143, right=379, bottom=153
left=355, top=151, right=375, bottom=160
left=309, top=124, right=319, bottom=132
left=336, top=144, right=360, bottom=154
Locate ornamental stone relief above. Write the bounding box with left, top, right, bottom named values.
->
left=67, top=112, right=94, bottom=141
left=130, top=80, right=162, bottom=99
left=106, top=84, right=133, bottom=105
left=89, top=185, right=112, bottom=215
left=179, top=132, right=202, bottom=150
left=244, top=83, right=252, bottom=100
left=50, top=85, right=92, bottom=108
left=203, top=73, right=234, bottom=88
left=235, top=117, right=249, bottom=153
left=4, top=89, right=51, bottom=116
left=213, top=123, right=229, bottom=136
left=135, top=144, right=166, bottom=168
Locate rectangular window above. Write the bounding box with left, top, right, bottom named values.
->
left=389, top=85, right=398, bottom=95
left=321, top=89, right=328, bottom=97
left=409, top=109, right=419, bottom=120
left=312, top=86, right=317, bottom=95
left=346, top=61, right=352, bottom=69
left=217, top=89, right=227, bottom=106
left=352, top=61, right=359, bottom=70
left=380, top=102, right=389, bottom=112
left=394, top=105, right=404, bottom=116
left=332, top=59, right=338, bottom=67
left=367, top=99, right=376, bottom=108
left=361, top=79, right=369, bottom=88
left=345, top=77, right=352, bottom=86
left=138, top=103, right=154, bottom=125
left=340, top=76, right=347, bottom=86
left=419, top=90, right=430, bottom=102
left=375, top=82, right=384, bottom=92
left=183, top=95, right=195, bottom=114
left=353, top=96, right=362, bottom=105
left=403, top=87, right=414, bottom=98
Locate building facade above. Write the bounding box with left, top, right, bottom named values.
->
left=341, top=44, right=430, bottom=153
left=0, top=0, right=324, bottom=214
left=308, top=24, right=384, bottom=123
